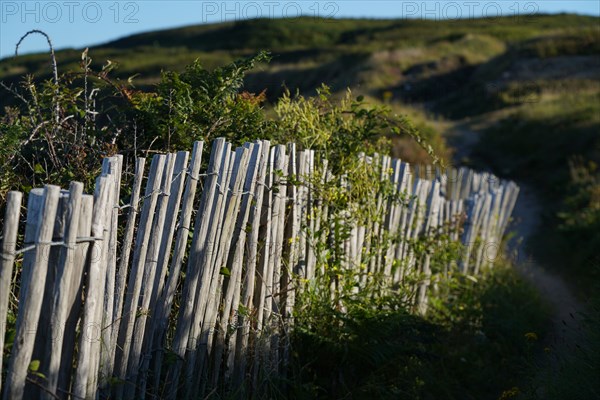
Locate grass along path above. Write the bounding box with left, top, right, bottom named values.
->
left=444, top=117, right=587, bottom=397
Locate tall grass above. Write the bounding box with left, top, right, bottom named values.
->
left=290, top=262, right=550, bottom=400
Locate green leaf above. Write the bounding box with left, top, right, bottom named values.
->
left=238, top=303, right=249, bottom=317
left=4, top=328, right=15, bottom=350
left=33, top=163, right=45, bottom=174
left=219, top=266, right=231, bottom=277
left=29, top=360, right=40, bottom=372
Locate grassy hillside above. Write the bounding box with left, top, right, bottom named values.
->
left=2, top=13, right=597, bottom=161
left=1, top=14, right=597, bottom=89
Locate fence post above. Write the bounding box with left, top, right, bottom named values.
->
left=111, top=157, right=146, bottom=369
left=72, top=176, right=113, bottom=399
left=393, top=162, right=412, bottom=283
left=42, top=182, right=83, bottom=399
left=0, top=191, right=23, bottom=395
left=251, top=144, right=275, bottom=389
left=27, top=189, right=68, bottom=400
left=98, top=156, right=123, bottom=385
left=3, top=185, right=60, bottom=400
left=113, top=154, right=165, bottom=399
left=267, top=145, right=288, bottom=376
left=383, top=159, right=402, bottom=279
left=305, top=150, right=317, bottom=281
left=416, top=181, right=441, bottom=314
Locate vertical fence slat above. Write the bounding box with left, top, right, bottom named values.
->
left=150, top=141, right=203, bottom=395
left=281, top=143, right=299, bottom=345
left=203, top=148, right=239, bottom=380
left=0, top=191, right=23, bottom=395
left=136, top=151, right=189, bottom=397
left=401, top=178, right=420, bottom=277
left=224, top=147, right=262, bottom=385
left=232, top=139, right=270, bottom=392
left=56, top=194, right=93, bottom=395
left=305, top=150, right=317, bottom=281
left=312, top=159, right=330, bottom=281
left=267, top=145, right=288, bottom=375
left=111, top=157, right=146, bottom=366
left=113, top=154, right=165, bottom=399
left=100, top=155, right=123, bottom=383
left=88, top=175, right=116, bottom=397
left=150, top=152, right=190, bottom=309
left=251, top=144, right=275, bottom=388
left=473, top=193, right=492, bottom=274
left=3, top=185, right=60, bottom=400
left=383, top=159, right=402, bottom=278
left=212, top=142, right=260, bottom=390
left=43, top=182, right=83, bottom=399
left=182, top=144, right=234, bottom=399
left=196, top=146, right=250, bottom=396
left=72, top=176, right=112, bottom=399
left=28, top=189, right=68, bottom=400
left=123, top=153, right=175, bottom=399
left=393, top=162, right=411, bottom=283
left=460, top=194, right=481, bottom=273
left=165, top=138, right=226, bottom=400
left=416, top=181, right=441, bottom=314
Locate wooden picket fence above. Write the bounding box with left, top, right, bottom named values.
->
left=0, top=138, right=519, bottom=399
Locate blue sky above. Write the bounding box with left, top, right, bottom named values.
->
left=1, top=1, right=599, bottom=59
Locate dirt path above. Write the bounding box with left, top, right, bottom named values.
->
left=443, top=118, right=586, bottom=355
left=508, top=183, right=585, bottom=351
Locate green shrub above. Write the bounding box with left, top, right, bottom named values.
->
left=128, top=51, right=275, bottom=150
left=556, top=160, right=600, bottom=288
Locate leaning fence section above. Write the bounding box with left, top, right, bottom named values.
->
left=0, top=138, right=519, bottom=399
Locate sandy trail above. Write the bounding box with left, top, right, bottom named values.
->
left=509, top=182, right=585, bottom=350
left=444, top=118, right=586, bottom=354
